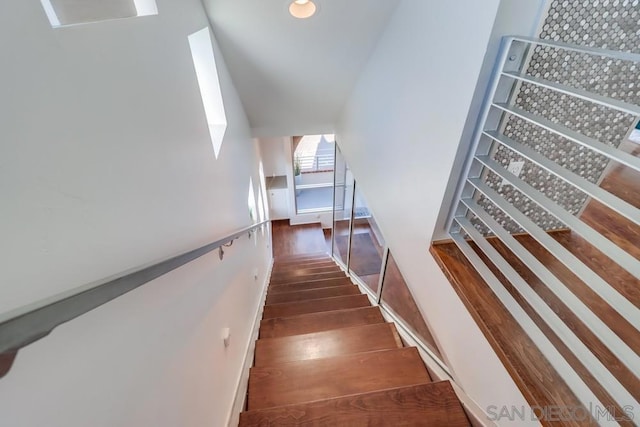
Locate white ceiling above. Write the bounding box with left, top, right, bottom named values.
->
left=203, top=0, right=401, bottom=137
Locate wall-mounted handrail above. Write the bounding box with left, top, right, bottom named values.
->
left=0, top=220, right=269, bottom=378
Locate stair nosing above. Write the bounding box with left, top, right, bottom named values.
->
left=269, top=276, right=350, bottom=287
left=273, top=260, right=337, bottom=268
left=249, top=346, right=421, bottom=372
left=259, top=305, right=383, bottom=323
left=270, top=273, right=347, bottom=284
left=256, top=322, right=397, bottom=344
left=266, top=284, right=357, bottom=297
left=265, top=285, right=360, bottom=305
left=240, top=380, right=440, bottom=416
left=273, top=254, right=333, bottom=264
left=262, top=293, right=368, bottom=308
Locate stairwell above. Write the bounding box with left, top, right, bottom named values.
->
left=239, top=252, right=470, bottom=426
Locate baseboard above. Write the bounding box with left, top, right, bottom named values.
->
left=226, top=257, right=274, bottom=427
left=377, top=304, right=451, bottom=378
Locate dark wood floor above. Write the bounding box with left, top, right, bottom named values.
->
left=580, top=139, right=640, bottom=261
left=431, top=242, right=593, bottom=427
left=272, top=220, right=330, bottom=258
left=430, top=139, right=640, bottom=426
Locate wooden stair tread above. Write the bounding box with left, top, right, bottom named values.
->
left=265, top=285, right=361, bottom=305
left=248, top=347, right=431, bottom=410
left=262, top=294, right=370, bottom=319
left=268, top=277, right=353, bottom=294
left=240, top=381, right=470, bottom=426
left=259, top=307, right=386, bottom=339
left=254, top=323, right=403, bottom=366
left=270, top=271, right=347, bottom=285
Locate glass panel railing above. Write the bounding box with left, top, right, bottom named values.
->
left=381, top=251, right=442, bottom=358
left=332, top=145, right=353, bottom=267
left=348, top=188, right=385, bottom=293
left=329, top=143, right=448, bottom=371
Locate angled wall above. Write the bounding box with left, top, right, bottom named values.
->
left=336, top=0, right=546, bottom=421
left=0, top=0, right=270, bottom=425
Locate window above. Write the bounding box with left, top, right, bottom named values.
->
left=188, top=27, right=228, bottom=159
left=293, top=134, right=335, bottom=213
left=41, top=0, right=157, bottom=27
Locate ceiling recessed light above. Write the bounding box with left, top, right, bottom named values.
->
left=289, top=0, right=316, bottom=19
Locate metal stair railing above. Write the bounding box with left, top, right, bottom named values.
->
left=445, top=36, right=640, bottom=425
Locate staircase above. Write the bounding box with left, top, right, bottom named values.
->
left=239, top=252, right=470, bottom=426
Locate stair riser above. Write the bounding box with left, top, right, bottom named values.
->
left=259, top=307, right=386, bottom=339
left=268, top=278, right=352, bottom=294
left=262, top=294, right=370, bottom=319
left=273, top=260, right=336, bottom=270
left=265, top=285, right=360, bottom=305
left=274, top=255, right=331, bottom=265
left=271, top=266, right=342, bottom=279
left=270, top=272, right=346, bottom=285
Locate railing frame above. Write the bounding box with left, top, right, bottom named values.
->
left=443, top=35, right=640, bottom=423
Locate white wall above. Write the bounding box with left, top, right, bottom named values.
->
left=0, top=0, right=270, bottom=425
left=336, top=0, right=545, bottom=423
left=432, top=0, right=549, bottom=238
left=257, top=136, right=289, bottom=177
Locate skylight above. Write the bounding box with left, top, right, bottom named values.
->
left=188, top=27, right=228, bottom=159
left=40, top=0, right=157, bottom=28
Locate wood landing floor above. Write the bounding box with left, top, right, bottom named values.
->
left=240, top=251, right=470, bottom=425
left=430, top=141, right=640, bottom=426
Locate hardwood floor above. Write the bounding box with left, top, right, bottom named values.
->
left=597, top=139, right=640, bottom=209
left=430, top=242, right=589, bottom=427
left=432, top=236, right=637, bottom=425
left=240, top=253, right=471, bottom=425
left=272, top=220, right=330, bottom=258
